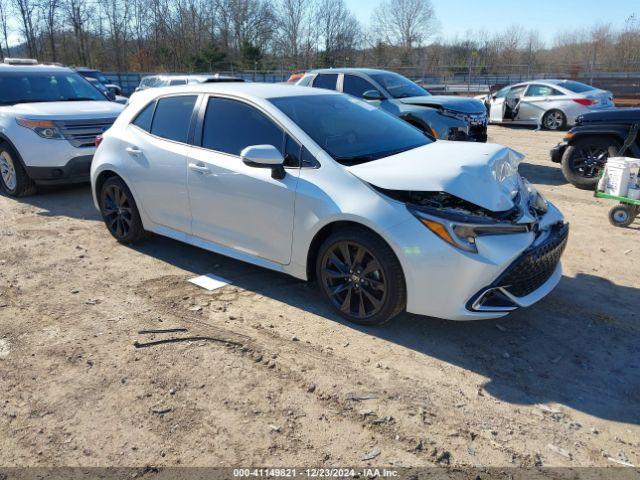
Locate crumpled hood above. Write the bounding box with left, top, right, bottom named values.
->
left=399, top=95, right=486, bottom=114
left=4, top=101, right=123, bottom=120
left=346, top=141, right=524, bottom=212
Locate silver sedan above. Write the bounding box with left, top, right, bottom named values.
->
left=478, top=79, right=614, bottom=130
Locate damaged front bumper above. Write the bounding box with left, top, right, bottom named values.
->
left=382, top=201, right=567, bottom=321
left=466, top=222, right=569, bottom=313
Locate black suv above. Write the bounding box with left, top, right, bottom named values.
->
left=550, top=108, right=639, bottom=189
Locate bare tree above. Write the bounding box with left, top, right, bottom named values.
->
left=14, top=0, right=40, bottom=57
left=63, top=0, right=92, bottom=64
left=39, top=0, right=59, bottom=61
left=0, top=0, right=10, bottom=58
left=274, top=0, right=312, bottom=67
left=100, top=0, right=130, bottom=71
left=315, top=0, right=361, bottom=66
left=372, top=0, right=437, bottom=49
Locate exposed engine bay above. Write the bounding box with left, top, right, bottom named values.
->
left=377, top=188, right=522, bottom=223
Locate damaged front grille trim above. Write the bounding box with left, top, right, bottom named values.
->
left=467, top=222, right=569, bottom=311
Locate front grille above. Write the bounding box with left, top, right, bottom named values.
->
left=56, top=118, right=116, bottom=147
left=467, top=112, right=488, bottom=127
left=469, top=124, right=488, bottom=142
left=499, top=223, right=569, bottom=297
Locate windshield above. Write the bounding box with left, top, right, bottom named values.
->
left=369, top=72, right=431, bottom=99
left=83, top=71, right=109, bottom=84
left=559, top=80, right=595, bottom=94
left=0, top=71, right=106, bottom=105
left=270, top=94, right=431, bottom=165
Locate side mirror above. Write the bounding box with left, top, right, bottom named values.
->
left=107, top=91, right=116, bottom=101
left=362, top=89, right=385, bottom=101
left=241, top=144, right=286, bottom=180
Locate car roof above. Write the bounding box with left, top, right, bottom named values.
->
left=137, top=82, right=339, bottom=101
left=511, top=79, right=579, bottom=88
left=0, top=63, right=73, bottom=74
left=307, top=67, right=391, bottom=76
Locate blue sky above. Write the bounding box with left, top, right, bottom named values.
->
left=346, top=0, right=638, bottom=44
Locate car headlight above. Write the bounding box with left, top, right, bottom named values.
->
left=522, top=178, right=548, bottom=214
left=409, top=205, right=530, bottom=253
left=16, top=118, right=64, bottom=139
left=439, top=109, right=468, bottom=122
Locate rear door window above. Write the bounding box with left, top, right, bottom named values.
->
left=202, top=97, right=284, bottom=156
left=525, top=85, right=563, bottom=97
left=312, top=74, right=338, bottom=91
left=150, top=95, right=197, bottom=143
left=342, top=75, right=377, bottom=98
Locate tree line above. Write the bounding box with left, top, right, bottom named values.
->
left=0, top=0, right=638, bottom=76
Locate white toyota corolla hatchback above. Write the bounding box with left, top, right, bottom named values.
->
left=91, top=83, right=568, bottom=325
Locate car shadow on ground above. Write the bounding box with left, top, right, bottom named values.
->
left=518, top=162, right=568, bottom=186
left=130, top=234, right=640, bottom=426
left=0, top=183, right=101, bottom=221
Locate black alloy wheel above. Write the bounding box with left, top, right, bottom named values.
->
left=99, top=176, right=145, bottom=244
left=320, top=240, right=387, bottom=320
left=316, top=227, right=406, bottom=326
left=103, top=184, right=133, bottom=238
left=561, top=137, right=619, bottom=190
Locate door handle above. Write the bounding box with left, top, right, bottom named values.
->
left=126, top=146, right=142, bottom=156
left=188, top=162, right=211, bottom=174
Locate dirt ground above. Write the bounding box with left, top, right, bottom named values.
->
left=0, top=126, right=639, bottom=469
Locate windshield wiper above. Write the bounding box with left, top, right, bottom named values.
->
left=63, top=97, right=98, bottom=101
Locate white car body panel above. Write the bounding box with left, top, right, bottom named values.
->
left=345, top=141, right=524, bottom=212
left=92, top=83, right=566, bottom=321
left=6, top=100, right=123, bottom=118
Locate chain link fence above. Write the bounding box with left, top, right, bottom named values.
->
left=105, top=67, right=640, bottom=99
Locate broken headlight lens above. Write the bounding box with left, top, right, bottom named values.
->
left=409, top=205, right=530, bottom=253
left=522, top=178, right=548, bottom=214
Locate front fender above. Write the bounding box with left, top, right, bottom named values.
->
left=399, top=106, right=466, bottom=140
left=568, top=128, right=640, bottom=156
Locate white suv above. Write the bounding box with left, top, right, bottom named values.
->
left=0, top=60, right=124, bottom=196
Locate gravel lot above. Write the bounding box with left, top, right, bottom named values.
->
left=0, top=126, right=638, bottom=469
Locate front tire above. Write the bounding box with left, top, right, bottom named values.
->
left=99, top=176, right=145, bottom=244
left=542, top=109, right=566, bottom=131
left=0, top=142, right=36, bottom=197
left=561, top=137, right=619, bottom=190
left=316, top=227, right=406, bottom=326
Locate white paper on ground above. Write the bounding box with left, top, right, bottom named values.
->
left=188, top=273, right=230, bottom=291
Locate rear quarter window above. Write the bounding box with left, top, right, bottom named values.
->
left=132, top=101, right=156, bottom=131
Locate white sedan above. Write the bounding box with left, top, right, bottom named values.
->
left=478, top=79, right=614, bottom=130
left=91, top=83, right=568, bottom=325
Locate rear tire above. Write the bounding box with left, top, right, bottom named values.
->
left=0, top=142, right=36, bottom=197
left=542, top=109, right=566, bottom=131
left=561, top=137, right=619, bottom=190
left=99, top=176, right=146, bottom=244
left=315, top=226, right=406, bottom=326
